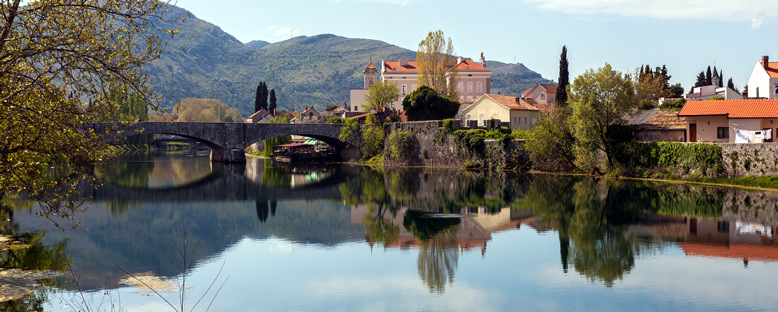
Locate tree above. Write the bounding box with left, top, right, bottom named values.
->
left=728, top=78, right=737, bottom=93
left=256, top=81, right=269, bottom=111
left=325, top=104, right=340, bottom=111
left=705, top=66, right=712, bottom=85
left=416, top=30, right=457, bottom=98
left=555, top=46, right=570, bottom=106
left=568, top=64, right=637, bottom=172
left=402, top=86, right=459, bottom=121
left=175, top=98, right=242, bottom=122
left=0, top=0, right=180, bottom=198
left=365, top=81, right=400, bottom=112
left=694, top=71, right=707, bottom=88
left=668, top=83, right=684, bottom=98
left=268, top=89, right=277, bottom=113
left=633, top=65, right=671, bottom=102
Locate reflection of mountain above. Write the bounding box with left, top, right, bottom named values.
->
left=14, top=198, right=364, bottom=290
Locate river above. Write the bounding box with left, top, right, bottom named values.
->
left=3, top=152, right=778, bottom=311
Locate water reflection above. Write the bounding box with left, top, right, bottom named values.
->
left=7, top=153, right=778, bottom=310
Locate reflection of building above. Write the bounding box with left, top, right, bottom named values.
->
left=351, top=205, right=536, bottom=255
left=624, top=214, right=778, bottom=264
left=681, top=217, right=778, bottom=263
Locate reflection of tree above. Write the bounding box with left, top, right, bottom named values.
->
left=261, top=160, right=292, bottom=188
left=256, top=200, right=279, bottom=224
left=569, top=232, right=634, bottom=287
left=416, top=228, right=459, bottom=294
left=362, top=205, right=399, bottom=245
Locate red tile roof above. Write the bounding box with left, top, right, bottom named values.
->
left=540, top=84, right=557, bottom=94
left=678, top=99, right=778, bottom=119
left=485, top=94, right=540, bottom=111
left=365, top=62, right=377, bottom=70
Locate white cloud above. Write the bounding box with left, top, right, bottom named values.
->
left=523, top=0, right=773, bottom=28
left=266, top=26, right=301, bottom=38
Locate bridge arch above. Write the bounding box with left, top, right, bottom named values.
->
left=86, top=122, right=360, bottom=163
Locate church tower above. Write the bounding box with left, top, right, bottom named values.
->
left=363, top=62, right=378, bottom=89
left=712, top=66, right=721, bottom=87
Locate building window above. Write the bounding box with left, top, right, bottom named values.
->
left=458, top=82, right=463, bottom=93
left=412, top=84, right=417, bottom=91
left=514, top=117, right=518, bottom=126
left=540, top=93, right=545, bottom=100
left=354, top=106, right=358, bottom=111
left=466, top=114, right=471, bottom=124
left=717, top=127, right=729, bottom=139
left=479, top=114, right=484, bottom=127
left=402, top=84, right=407, bottom=95
left=532, top=117, right=537, bottom=125
left=524, top=117, right=527, bottom=124
left=467, top=82, right=473, bottom=92
left=477, top=82, right=482, bottom=93
left=774, top=85, right=778, bottom=95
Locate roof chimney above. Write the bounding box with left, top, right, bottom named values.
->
left=763, top=56, right=769, bottom=70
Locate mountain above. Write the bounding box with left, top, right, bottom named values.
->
left=146, top=5, right=553, bottom=116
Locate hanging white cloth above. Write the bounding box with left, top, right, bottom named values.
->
left=735, top=129, right=749, bottom=143
left=765, top=129, right=772, bottom=140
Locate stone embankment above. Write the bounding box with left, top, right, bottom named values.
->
left=385, top=121, right=778, bottom=177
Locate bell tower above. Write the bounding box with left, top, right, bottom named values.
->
left=363, top=62, right=378, bottom=89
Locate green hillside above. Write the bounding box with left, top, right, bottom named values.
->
left=146, top=5, right=553, bottom=115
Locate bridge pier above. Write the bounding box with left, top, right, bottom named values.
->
left=211, top=147, right=246, bottom=163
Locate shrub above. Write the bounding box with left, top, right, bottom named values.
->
left=386, top=130, right=415, bottom=160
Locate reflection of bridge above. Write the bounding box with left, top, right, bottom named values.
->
left=81, top=163, right=353, bottom=202
left=85, top=122, right=360, bottom=162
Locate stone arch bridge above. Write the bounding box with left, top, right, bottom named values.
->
left=86, top=122, right=359, bottom=162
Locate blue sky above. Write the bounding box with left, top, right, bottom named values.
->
left=176, top=0, right=778, bottom=93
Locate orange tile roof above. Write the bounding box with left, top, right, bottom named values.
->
left=451, top=58, right=489, bottom=71
left=383, top=61, right=418, bottom=73
left=765, top=62, right=778, bottom=78
left=487, top=94, right=540, bottom=111
left=365, top=62, right=377, bottom=70
left=540, top=84, right=557, bottom=94
left=383, top=58, right=489, bottom=73
left=678, top=99, right=778, bottom=119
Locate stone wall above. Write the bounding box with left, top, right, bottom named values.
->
left=384, top=121, right=530, bottom=170
left=721, top=143, right=778, bottom=177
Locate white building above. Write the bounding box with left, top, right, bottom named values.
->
left=747, top=55, right=778, bottom=99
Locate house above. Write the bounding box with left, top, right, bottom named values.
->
left=677, top=99, right=778, bottom=143
left=245, top=108, right=270, bottom=123
left=747, top=56, right=778, bottom=99
left=350, top=53, right=492, bottom=112
left=521, top=84, right=557, bottom=106
left=298, top=107, right=323, bottom=123
left=685, top=85, right=743, bottom=101
left=625, top=108, right=686, bottom=142
left=460, top=94, right=540, bottom=131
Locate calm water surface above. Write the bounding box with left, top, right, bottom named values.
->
left=5, top=152, right=778, bottom=311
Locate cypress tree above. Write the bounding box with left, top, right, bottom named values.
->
left=705, top=66, right=712, bottom=85
left=269, top=89, right=277, bottom=114
left=727, top=78, right=735, bottom=90
left=254, top=82, right=262, bottom=113
left=554, top=45, right=569, bottom=106
left=260, top=82, right=269, bottom=111
left=719, top=70, right=724, bottom=87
